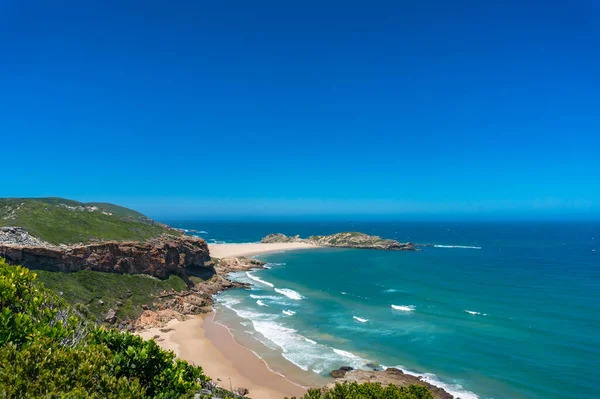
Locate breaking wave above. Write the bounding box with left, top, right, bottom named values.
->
left=465, top=310, right=487, bottom=316
left=256, top=300, right=268, bottom=307
left=332, top=348, right=360, bottom=359
left=353, top=316, right=368, bottom=323
left=392, top=304, right=415, bottom=312
left=264, top=262, right=286, bottom=269
left=249, top=294, right=281, bottom=300
left=434, top=245, right=482, bottom=249
left=246, top=272, right=274, bottom=287
left=282, top=310, right=296, bottom=316
left=217, top=297, right=368, bottom=373
left=274, top=288, right=304, bottom=300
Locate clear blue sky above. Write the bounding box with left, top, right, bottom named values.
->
left=1, top=1, right=599, bottom=220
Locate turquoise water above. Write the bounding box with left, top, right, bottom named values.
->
left=169, top=221, right=600, bottom=399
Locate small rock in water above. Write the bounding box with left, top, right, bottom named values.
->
left=330, top=368, right=351, bottom=378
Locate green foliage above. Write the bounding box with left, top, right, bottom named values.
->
left=289, top=382, right=434, bottom=399
left=0, top=338, right=146, bottom=398
left=0, top=259, right=72, bottom=348
left=91, top=329, right=207, bottom=398
left=0, top=197, right=180, bottom=244
left=36, top=269, right=188, bottom=323
left=0, top=259, right=206, bottom=398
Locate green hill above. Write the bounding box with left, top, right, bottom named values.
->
left=0, top=197, right=180, bottom=245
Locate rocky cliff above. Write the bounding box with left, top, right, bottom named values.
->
left=261, top=232, right=416, bottom=251
left=132, top=256, right=264, bottom=330
left=0, top=234, right=211, bottom=279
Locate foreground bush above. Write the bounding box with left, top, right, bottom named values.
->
left=0, top=259, right=206, bottom=398
left=290, top=382, right=434, bottom=399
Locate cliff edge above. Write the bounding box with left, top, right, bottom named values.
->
left=0, top=233, right=212, bottom=279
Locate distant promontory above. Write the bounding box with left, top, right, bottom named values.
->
left=261, top=232, right=417, bottom=251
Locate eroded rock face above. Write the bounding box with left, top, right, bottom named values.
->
left=327, top=368, right=454, bottom=399
left=215, top=256, right=266, bottom=273
left=0, top=235, right=211, bottom=279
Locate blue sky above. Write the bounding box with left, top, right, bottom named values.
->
left=1, top=1, right=599, bottom=219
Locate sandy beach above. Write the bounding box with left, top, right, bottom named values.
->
left=208, top=242, right=318, bottom=258
left=139, top=313, right=307, bottom=399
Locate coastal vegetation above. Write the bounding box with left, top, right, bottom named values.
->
left=0, top=258, right=212, bottom=398
left=1, top=257, right=435, bottom=399
left=291, top=382, right=434, bottom=399
left=35, top=269, right=189, bottom=323
left=0, top=198, right=180, bottom=245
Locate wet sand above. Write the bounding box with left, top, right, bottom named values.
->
left=139, top=313, right=307, bottom=399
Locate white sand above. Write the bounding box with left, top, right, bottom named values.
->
left=208, top=242, right=317, bottom=258
left=138, top=314, right=307, bottom=399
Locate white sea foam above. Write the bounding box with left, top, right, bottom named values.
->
left=216, top=296, right=241, bottom=307
left=333, top=348, right=360, bottom=359
left=274, top=288, right=304, bottom=300
left=434, top=245, right=482, bottom=249
left=383, top=365, right=480, bottom=399
left=392, top=304, right=415, bottom=312
left=265, top=262, right=286, bottom=268
left=249, top=294, right=280, bottom=300
left=282, top=310, right=296, bottom=316
left=256, top=300, right=268, bottom=307
left=353, top=316, right=368, bottom=323
left=219, top=300, right=367, bottom=373
left=383, top=288, right=401, bottom=293
left=246, top=272, right=274, bottom=287
left=465, top=310, right=488, bottom=316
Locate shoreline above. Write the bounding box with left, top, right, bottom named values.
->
left=208, top=242, right=319, bottom=258
left=139, top=312, right=310, bottom=399
left=138, top=241, right=460, bottom=399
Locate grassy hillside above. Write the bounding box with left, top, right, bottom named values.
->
left=0, top=259, right=217, bottom=398
left=0, top=197, right=180, bottom=245
left=35, top=270, right=188, bottom=323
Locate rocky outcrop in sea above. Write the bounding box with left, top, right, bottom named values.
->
left=328, top=367, right=454, bottom=399
left=261, top=232, right=417, bottom=251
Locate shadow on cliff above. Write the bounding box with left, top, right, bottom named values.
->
left=184, top=263, right=217, bottom=282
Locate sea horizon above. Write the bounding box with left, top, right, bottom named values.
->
left=170, top=220, right=599, bottom=399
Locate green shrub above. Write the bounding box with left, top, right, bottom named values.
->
left=91, top=328, right=207, bottom=397
left=0, top=338, right=146, bottom=398
left=0, top=260, right=76, bottom=348
left=289, top=382, right=434, bottom=399
left=0, top=258, right=206, bottom=398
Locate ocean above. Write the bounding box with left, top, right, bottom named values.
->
left=167, top=221, right=600, bottom=399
